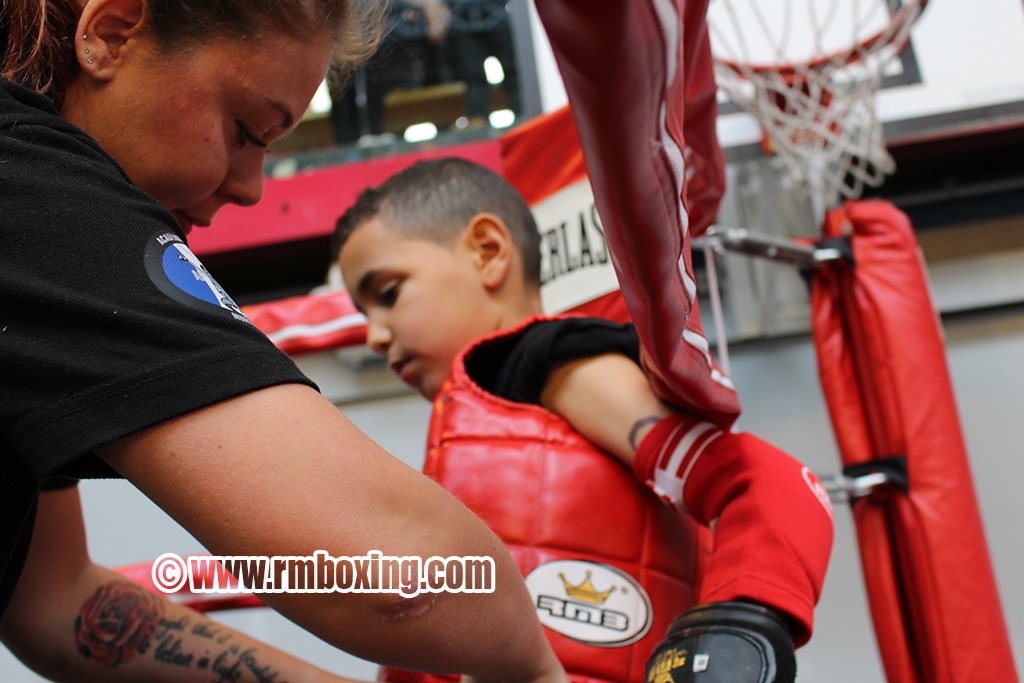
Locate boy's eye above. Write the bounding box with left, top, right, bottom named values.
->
left=236, top=122, right=267, bottom=149
left=378, top=283, right=399, bottom=307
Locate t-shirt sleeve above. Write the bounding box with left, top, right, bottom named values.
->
left=0, top=114, right=315, bottom=479
left=466, top=318, right=641, bottom=405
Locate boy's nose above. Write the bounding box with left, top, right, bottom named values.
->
left=364, top=319, right=392, bottom=355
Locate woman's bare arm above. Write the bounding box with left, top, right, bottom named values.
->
left=0, top=485, right=370, bottom=683
left=94, top=384, right=564, bottom=682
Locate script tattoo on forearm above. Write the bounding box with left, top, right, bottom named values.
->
left=189, top=619, right=288, bottom=683
left=74, top=581, right=288, bottom=681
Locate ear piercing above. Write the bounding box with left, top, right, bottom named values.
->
left=83, top=34, right=94, bottom=64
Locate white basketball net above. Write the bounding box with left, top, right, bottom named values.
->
left=707, top=0, right=927, bottom=210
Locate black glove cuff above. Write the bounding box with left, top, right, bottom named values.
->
left=646, top=601, right=797, bottom=683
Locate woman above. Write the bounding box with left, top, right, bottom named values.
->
left=0, top=1, right=566, bottom=681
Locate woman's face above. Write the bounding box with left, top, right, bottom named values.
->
left=65, top=29, right=331, bottom=234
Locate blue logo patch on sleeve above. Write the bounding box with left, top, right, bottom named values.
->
left=145, top=232, right=249, bottom=323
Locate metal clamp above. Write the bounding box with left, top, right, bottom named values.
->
left=821, top=457, right=909, bottom=504
left=821, top=471, right=894, bottom=504
left=695, top=226, right=846, bottom=270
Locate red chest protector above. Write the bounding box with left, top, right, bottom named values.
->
left=380, top=320, right=705, bottom=683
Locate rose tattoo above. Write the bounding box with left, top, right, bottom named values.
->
left=75, top=582, right=163, bottom=667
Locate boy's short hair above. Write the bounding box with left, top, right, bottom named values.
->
left=332, top=157, right=542, bottom=285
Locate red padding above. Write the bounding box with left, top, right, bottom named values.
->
left=242, top=290, right=367, bottom=356
left=811, top=199, right=1018, bottom=683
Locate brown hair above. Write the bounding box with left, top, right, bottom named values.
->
left=1, top=0, right=385, bottom=102
left=333, top=157, right=543, bottom=287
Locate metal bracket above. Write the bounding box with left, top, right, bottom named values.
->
left=821, top=457, right=909, bottom=504
left=694, top=226, right=846, bottom=270
left=821, top=471, right=894, bottom=504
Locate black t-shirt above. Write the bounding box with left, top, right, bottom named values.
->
left=464, top=317, right=641, bottom=405
left=0, top=79, right=316, bottom=615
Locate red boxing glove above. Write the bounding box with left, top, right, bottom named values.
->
left=634, top=415, right=834, bottom=646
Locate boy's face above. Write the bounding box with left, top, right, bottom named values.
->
left=339, top=216, right=497, bottom=400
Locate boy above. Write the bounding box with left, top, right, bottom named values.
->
left=333, top=158, right=834, bottom=683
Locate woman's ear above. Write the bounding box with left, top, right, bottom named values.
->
left=464, top=213, right=515, bottom=290
left=76, top=0, right=147, bottom=81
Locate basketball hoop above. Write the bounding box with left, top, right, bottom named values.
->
left=707, top=0, right=928, bottom=214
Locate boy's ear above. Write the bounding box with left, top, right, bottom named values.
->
left=464, top=213, right=515, bottom=290
left=76, top=0, right=148, bottom=82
